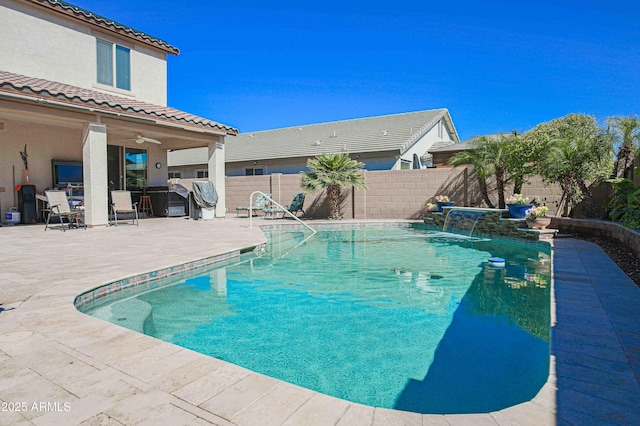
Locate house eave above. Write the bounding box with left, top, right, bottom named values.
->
left=0, top=91, right=233, bottom=138
left=22, top=0, right=180, bottom=55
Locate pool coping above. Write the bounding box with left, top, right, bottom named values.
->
left=1, top=217, right=638, bottom=424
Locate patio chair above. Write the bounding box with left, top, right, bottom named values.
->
left=110, top=190, right=138, bottom=226
left=44, top=190, right=85, bottom=231
left=264, top=193, right=306, bottom=219
left=235, top=192, right=271, bottom=217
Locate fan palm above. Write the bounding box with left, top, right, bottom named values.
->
left=301, top=153, right=368, bottom=219
left=449, top=146, right=495, bottom=208
left=450, top=134, right=514, bottom=208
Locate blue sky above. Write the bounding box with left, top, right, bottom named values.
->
left=71, top=0, right=638, bottom=140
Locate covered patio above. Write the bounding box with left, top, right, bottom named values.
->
left=0, top=71, right=237, bottom=226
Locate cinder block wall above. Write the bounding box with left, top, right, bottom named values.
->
left=225, top=175, right=272, bottom=215
left=221, top=168, right=563, bottom=219
left=358, top=169, right=465, bottom=219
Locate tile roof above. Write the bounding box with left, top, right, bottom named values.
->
left=27, top=0, right=179, bottom=54
left=428, top=133, right=505, bottom=153
left=224, top=109, right=459, bottom=162
left=428, top=141, right=472, bottom=153
left=0, top=70, right=238, bottom=135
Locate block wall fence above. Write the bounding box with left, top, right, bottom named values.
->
left=220, top=168, right=564, bottom=220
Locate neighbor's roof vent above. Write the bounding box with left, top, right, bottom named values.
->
left=382, top=130, right=389, bottom=136
left=313, top=140, right=321, bottom=146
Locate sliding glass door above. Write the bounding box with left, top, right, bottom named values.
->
left=107, top=145, right=147, bottom=191
left=125, top=148, right=147, bottom=190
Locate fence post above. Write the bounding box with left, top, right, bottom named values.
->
left=463, top=167, right=469, bottom=207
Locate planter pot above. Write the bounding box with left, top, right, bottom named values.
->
left=526, top=217, right=551, bottom=230
left=436, top=201, right=455, bottom=212
left=507, top=203, right=534, bottom=219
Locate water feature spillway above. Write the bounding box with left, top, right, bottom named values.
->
left=443, top=208, right=486, bottom=237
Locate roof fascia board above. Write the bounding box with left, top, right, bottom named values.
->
left=399, top=109, right=461, bottom=154
left=100, top=116, right=227, bottom=141
left=442, top=109, right=461, bottom=143
left=0, top=91, right=229, bottom=138
left=399, top=109, right=447, bottom=154
left=0, top=96, right=94, bottom=126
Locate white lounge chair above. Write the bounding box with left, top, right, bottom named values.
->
left=110, top=190, right=138, bottom=226
left=44, top=190, right=85, bottom=231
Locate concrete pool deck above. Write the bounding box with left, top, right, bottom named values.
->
left=0, top=217, right=638, bottom=425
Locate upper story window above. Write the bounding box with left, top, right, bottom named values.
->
left=196, top=169, right=209, bottom=179
left=96, top=39, right=130, bottom=91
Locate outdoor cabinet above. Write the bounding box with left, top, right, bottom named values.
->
left=17, top=184, right=37, bottom=224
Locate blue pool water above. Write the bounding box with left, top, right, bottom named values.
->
left=82, top=225, right=551, bottom=414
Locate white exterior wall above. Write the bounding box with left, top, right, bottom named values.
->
left=0, top=0, right=168, bottom=105
left=208, top=137, right=226, bottom=217
left=395, top=119, right=454, bottom=169
left=83, top=123, right=109, bottom=226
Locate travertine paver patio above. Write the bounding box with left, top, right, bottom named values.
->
left=0, top=217, right=638, bottom=425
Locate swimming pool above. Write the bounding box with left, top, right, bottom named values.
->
left=80, top=224, right=551, bottom=414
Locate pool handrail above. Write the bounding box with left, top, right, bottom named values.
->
left=249, top=191, right=317, bottom=234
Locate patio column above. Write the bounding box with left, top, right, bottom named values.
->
left=82, top=123, right=108, bottom=226
left=208, top=136, right=225, bottom=217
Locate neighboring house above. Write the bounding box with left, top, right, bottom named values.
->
left=0, top=0, right=236, bottom=225
left=168, top=109, right=459, bottom=177
left=428, top=141, right=472, bottom=167
left=428, top=134, right=506, bottom=167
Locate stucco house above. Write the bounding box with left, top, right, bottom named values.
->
left=427, top=133, right=509, bottom=168
left=168, top=109, right=460, bottom=177
left=0, top=0, right=236, bottom=226
left=428, top=141, right=472, bottom=168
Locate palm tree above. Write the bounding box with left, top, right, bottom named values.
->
left=449, top=145, right=495, bottom=208
left=608, top=115, right=640, bottom=180
left=449, top=134, right=512, bottom=208
left=300, top=153, right=368, bottom=219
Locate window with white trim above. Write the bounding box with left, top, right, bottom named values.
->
left=96, top=39, right=131, bottom=90
left=196, top=169, right=208, bottom=178
left=168, top=171, right=181, bottom=179
left=245, top=168, right=264, bottom=176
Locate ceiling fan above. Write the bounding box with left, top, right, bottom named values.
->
left=120, top=134, right=162, bottom=145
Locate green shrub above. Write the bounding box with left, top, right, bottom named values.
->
left=605, top=178, right=640, bottom=229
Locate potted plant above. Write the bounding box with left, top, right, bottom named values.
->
left=425, top=202, right=438, bottom=212
left=525, top=205, right=551, bottom=229
left=506, top=194, right=534, bottom=218
left=435, top=195, right=454, bottom=212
